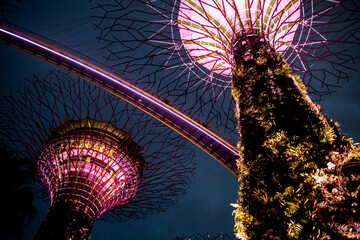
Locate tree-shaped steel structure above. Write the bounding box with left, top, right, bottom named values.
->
left=93, top=0, right=359, bottom=135
left=93, top=0, right=360, bottom=238
left=0, top=70, right=195, bottom=239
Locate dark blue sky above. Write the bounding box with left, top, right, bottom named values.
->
left=0, top=1, right=359, bottom=239
left=0, top=1, right=238, bottom=239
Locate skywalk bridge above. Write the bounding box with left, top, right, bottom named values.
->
left=0, top=21, right=239, bottom=176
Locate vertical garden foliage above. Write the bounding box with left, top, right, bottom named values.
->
left=231, top=40, right=360, bottom=239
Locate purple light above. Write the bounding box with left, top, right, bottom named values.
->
left=0, top=24, right=239, bottom=173
left=37, top=119, right=143, bottom=220
left=0, top=69, right=196, bottom=237
left=177, top=0, right=301, bottom=76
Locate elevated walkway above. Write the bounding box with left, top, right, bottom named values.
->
left=0, top=21, right=239, bottom=176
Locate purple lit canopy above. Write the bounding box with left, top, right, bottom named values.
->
left=38, top=118, right=145, bottom=220
left=0, top=70, right=195, bottom=223
left=177, top=0, right=300, bottom=76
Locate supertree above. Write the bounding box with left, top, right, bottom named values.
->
left=92, top=0, right=358, bottom=134
left=92, top=0, right=360, bottom=239
left=0, top=70, right=195, bottom=239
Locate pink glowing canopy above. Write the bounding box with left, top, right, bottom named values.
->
left=177, top=0, right=301, bottom=76
left=38, top=118, right=144, bottom=220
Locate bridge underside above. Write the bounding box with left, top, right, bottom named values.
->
left=0, top=21, right=239, bottom=176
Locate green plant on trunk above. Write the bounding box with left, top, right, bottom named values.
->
left=231, top=40, right=360, bottom=239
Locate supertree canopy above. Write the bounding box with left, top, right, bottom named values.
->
left=176, top=0, right=300, bottom=77
left=92, top=0, right=359, bottom=133
left=34, top=118, right=145, bottom=239
left=92, top=0, right=360, bottom=239
left=0, top=70, right=195, bottom=239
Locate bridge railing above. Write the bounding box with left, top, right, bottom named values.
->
left=0, top=21, right=239, bottom=176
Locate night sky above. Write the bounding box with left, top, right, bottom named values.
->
left=0, top=1, right=359, bottom=240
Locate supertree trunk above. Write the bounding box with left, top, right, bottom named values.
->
left=80, top=0, right=360, bottom=237
left=231, top=39, right=360, bottom=239
left=33, top=201, right=93, bottom=240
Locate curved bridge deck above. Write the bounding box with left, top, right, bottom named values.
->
left=0, top=21, right=239, bottom=176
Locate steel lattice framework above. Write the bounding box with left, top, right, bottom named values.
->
left=0, top=70, right=195, bottom=238
left=92, top=0, right=360, bottom=238
left=37, top=118, right=145, bottom=220
left=0, top=21, right=239, bottom=175
left=92, top=0, right=359, bottom=136
left=0, top=1, right=359, bottom=237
